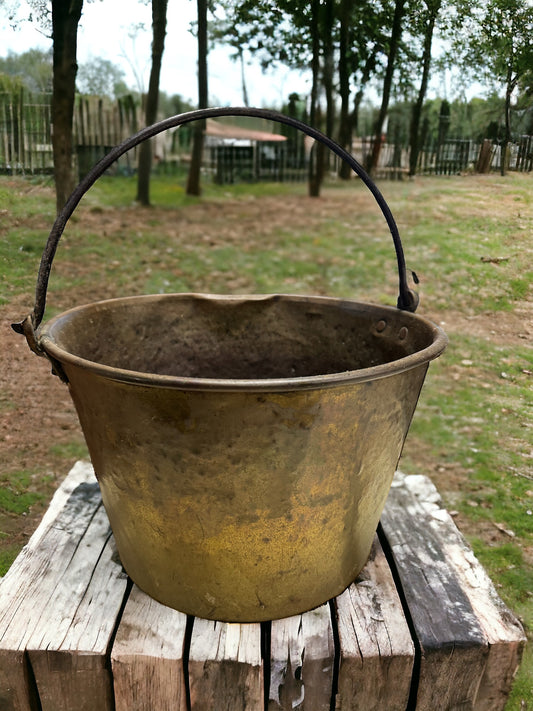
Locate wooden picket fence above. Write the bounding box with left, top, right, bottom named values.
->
left=75, top=94, right=139, bottom=179
left=0, top=90, right=53, bottom=174
left=1, top=89, right=532, bottom=179
left=0, top=90, right=140, bottom=178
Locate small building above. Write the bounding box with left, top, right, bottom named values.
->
left=204, top=118, right=288, bottom=184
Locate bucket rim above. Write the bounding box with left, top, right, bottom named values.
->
left=38, top=293, right=448, bottom=392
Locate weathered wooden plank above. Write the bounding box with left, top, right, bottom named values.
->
left=0, top=461, right=96, bottom=711
left=2, top=460, right=524, bottom=711
left=0, top=461, right=128, bottom=711
left=334, top=535, right=414, bottom=711
left=188, top=619, right=263, bottom=711
left=407, top=474, right=526, bottom=711
left=0, top=648, right=37, bottom=711
left=454, top=550, right=526, bottom=711
left=27, top=521, right=127, bottom=711
left=380, top=472, right=526, bottom=711
left=380, top=473, right=488, bottom=709
left=269, top=603, right=334, bottom=710
left=111, top=584, right=188, bottom=711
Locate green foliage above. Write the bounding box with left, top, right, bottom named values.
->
left=0, top=72, right=25, bottom=93
left=466, top=0, right=533, bottom=89
left=212, top=0, right=390, bottom=91
left=76, top=57, right=128, bottom=99
left=211, top=1, right=312, bottom=70
left=0, top=48, right=52, bottom=93
left=450, top=0, right=533, bottom=157
left=380, top=92, right=530, bottom=145
left=158, top=92, right=195, bottom=119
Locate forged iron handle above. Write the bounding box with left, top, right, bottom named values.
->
left=12, top=107, right=419, bottom=348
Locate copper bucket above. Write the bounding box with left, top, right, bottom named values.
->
left=13, top=108, right=447, bottom=622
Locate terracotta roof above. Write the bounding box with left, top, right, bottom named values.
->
left=205, top=118, right=287, bottom=142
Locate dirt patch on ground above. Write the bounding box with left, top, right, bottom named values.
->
left=1, top=298, right=84, bottom=550
left=436, top=306, right=533, bottom=347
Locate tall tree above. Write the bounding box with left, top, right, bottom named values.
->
left=186, top=0, right=208, bottom=196
left=51, top=0, right=83, bottom=213
left=136, top=0, right=168, bottom=206
left=367, top=0, right=406, bottom=176
left=458, top=0, right=533, bottom=175
left=337, top=0, right=352, bottom=178
left=308, top=0, right=324, bottom=197
left=321, top=0, right=335, bottom=144
left=237, top=47, right=250, bottom=106
left=0, top=2, right=82, bottom=211
left=408, top=0, right=442, bottom=176
left=211, top=1, right=330, bottom=196
left=337, top=0, right=383, bottom=179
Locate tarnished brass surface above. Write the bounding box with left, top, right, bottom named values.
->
left=39, top=293, right=447, bottom=621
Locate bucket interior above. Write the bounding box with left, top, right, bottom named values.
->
left=41, top=293, right=445, bottom=385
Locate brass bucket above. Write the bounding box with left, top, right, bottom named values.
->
left=14, top=108, right=447, bottom=622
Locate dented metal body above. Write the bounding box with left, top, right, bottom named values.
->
left=38, top=292, right=446, bottom=621
left=13, top=108, right=448, bottom=621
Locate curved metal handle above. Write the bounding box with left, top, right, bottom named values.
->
left=12, top=107, right=419, bottom=348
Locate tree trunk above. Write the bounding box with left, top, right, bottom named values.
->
left=435, top=99, right=450, bottom=171
left=341, top=52, right=376, bottom=179
left=308, top=0, right=323, bottom=198
left=322, top=0, right=335, bottom=171
left=352, top=55, right=375, bottom=142
left=408, top=0, right=440, bottom=177
left=238, top=47, right=249, bottom=106
left=186, top=0, right=208, bottom=196
left=501, top=66, right=514, bottom=177
left=136, top=0, right=168, bottom=206
left=338, top=0, right=352, bottom=179
left=367, top=0, right=406, bottom=177
left=51, top=0, right=83, bottom=214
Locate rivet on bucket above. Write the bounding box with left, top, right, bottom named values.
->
left=13, top=107, right=447, bottom=622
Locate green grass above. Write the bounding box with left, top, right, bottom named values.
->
left=1, top=171, right=531, bottom=706
left=472, top=541, right=533, bottom=620
left=402, top=330, right=532, bottom=638
left=382, top=177, right=533, bottom=313
left=0, top=227, right=46, bottom=304
left=80, top=171, right=308, bottom=209
left=0, top=545, right=22, bottom=577
left=4, top=173, right=531, bottom=310
left=0, top=471, right=45, bottom=515
left=507, top=646, right=533, bottom=711
left=48, top=441, right=89, bottom=460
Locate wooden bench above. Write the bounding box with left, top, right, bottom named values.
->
left=0, top=461, right=525, bottom=711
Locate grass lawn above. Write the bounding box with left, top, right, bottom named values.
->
left=1, top=170, right=531, bottom=707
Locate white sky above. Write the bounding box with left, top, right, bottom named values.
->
left=0, top=1, right=310, bottom=107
